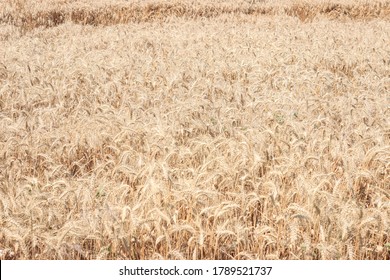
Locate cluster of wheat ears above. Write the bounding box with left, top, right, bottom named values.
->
left=0, top=0, right=389, bottom=260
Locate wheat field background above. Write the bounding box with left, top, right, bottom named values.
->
left=0, top=0, right=389, bottom=260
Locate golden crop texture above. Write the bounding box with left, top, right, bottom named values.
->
left=0, top=0, right=389, bottom=260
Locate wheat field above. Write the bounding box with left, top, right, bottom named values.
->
left=0, top=0, right=389, bottom=260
